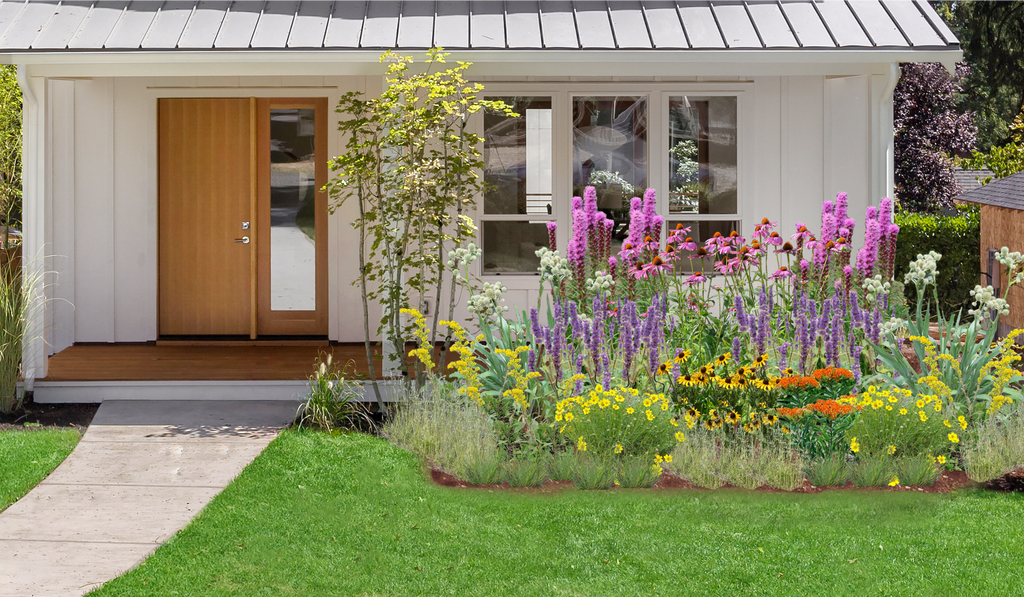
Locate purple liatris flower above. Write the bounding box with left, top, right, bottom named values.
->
left=732, top=336, right=742, bottom=362
left=546, top=221, right=557, bottom=252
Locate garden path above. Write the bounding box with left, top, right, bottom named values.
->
left=0, top=400, right=297, bottom=597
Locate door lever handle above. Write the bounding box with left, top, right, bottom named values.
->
left=235, top=236, right=250, bottom=244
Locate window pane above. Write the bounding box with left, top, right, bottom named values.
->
left=573, top=96, right=647, bottom=247
left=482, top=221, right=548, bottom=274
left=484, top=97, right=553, bottom=216
left=666, top=220, right=739, bottom=273
left=270, top=108, right=317, bottom=311
left=668, top=96, right=737, bottom=215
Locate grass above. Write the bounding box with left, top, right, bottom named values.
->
left=0, top=428, right=80, bottom=511
left=87, top=430, right=1024, bottom=597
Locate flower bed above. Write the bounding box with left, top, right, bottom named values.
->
left=380, top=187, right=1024, bottom=493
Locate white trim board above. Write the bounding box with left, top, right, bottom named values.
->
left=28, top=380, right=406, bottom=404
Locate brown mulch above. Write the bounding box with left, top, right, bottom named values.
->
left=986, top=468, right=1024, bottom=492
left=0, top=395, right=97, bottom=431
left=430, top=467, right=982, bottom=494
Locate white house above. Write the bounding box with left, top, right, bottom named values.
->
left=0, top=0, right=960, bottom=402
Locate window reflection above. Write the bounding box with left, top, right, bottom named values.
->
left=572, top=96, right=648, bottom=249
left=270, top=108, right=316, bottom=311
left=484, top=97, right=553, bottom=216
left=668, top=96, right=737, bottom=215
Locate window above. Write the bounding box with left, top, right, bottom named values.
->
left=572, top=95, right=647, bottom=250
left=481, top=96, right=553, bottom=274
left=665, top=95, right=739, bottom=272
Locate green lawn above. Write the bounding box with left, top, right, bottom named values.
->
left=0, top=428, right=81, bottom=511
left=91, top=431, right=1024, bottom=597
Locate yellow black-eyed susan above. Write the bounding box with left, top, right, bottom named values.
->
left=677, top=374, right=697, bottom=387
left=726, top=411, right=740, bottom=424
left=765, top=414, right=779, bottom=426
left=716, top=353, right=730, bottom=365
left=658, top=362, right=670, bottom=375
left=687, top=408, right=699, bottom=419
left=703, top=419, right=715, bottom=430
left=754, top=354, right=768, bottom=366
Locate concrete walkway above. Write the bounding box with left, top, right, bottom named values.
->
left=0, top=400, right=297, bottom=597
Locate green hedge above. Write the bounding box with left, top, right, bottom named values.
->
left=894, top=205, right=980, bottom=317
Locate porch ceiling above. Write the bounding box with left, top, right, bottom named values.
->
left=0, top=0, right=959, bottom=54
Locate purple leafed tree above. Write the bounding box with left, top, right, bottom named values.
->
left=894, top=62, right=976, bottom=213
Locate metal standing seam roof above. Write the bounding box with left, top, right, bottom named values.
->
left=0, top=0, right=959, bottom=52
left=958, top=171, right=1024, bottom=211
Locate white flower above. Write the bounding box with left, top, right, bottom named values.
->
left=996, top=247, right=1024, bottom=286
left=862, top=274, right=891, bottom=304
left=536, top=247, right=571, bottom=283
left=585, top=271, right=615, bottom=295
left=968, top=284, right=1010, bottom=322
left=447, top=243, right=482, bottom=269
left=881, top=317, right=907, bottom=335
left=467, top=281, right=508, bottom=318
left=904, top=251, right=942, bottom=287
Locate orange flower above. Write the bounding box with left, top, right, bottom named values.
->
left=775, top=407, right=806, bottom=418
left=776, top=376, right=820, bottom=390
left=803, top=399, right=856, bottom=419
left=811, top=367, right=854, bottom=382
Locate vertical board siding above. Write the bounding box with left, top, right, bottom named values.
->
left=643, top=0, right=686, bottom=48
left=249, top=0, right=297, bottom=48
left=31, top=0, right=92, bottom=49
left=753, top=76, right=783, bottom=244
left=825, top=74, right=871, bottom=251
left=323, top=0, right=365, bottom=47
left=470, top=0, right=506, bottom=49
left=608, top=1, right=652, bottom=49
left=49, top=80, right=76, bottom=353
left=782, top=76, right=825, bottom=240
left=779, top=2, right=835, bottom=47
left=539, top=1, right=579, bottom=48
left=177, top=1, right=231, bottom=48
left=396, top=1, right=434, bottom=48
left=113, top=78, right=158, bottom=342
left=287, top=0, right=332, bottom=48
left=434, top=1, right=470, bottom=49
left=140, top=0, right=195, bottom=48
left=746, top=2, right=798, bottom=48
left=73, top=78, right=115, bottom=342
left=677, top=4, right=725, bottom=48
left=360, top=1, right=400, bottom=47
left=213, top=1, right=261, bottom=48
left=980, top=206, right=1024, bottom=332
left=505, top=0, right=542, bottom=48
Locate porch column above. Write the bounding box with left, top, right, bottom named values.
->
left=18, top=66, right=47, bottom=385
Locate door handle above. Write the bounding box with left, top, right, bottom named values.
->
left=235, top=236, right=250, bottom=244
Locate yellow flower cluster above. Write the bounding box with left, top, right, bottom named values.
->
left=441, top=320, right=483, bottom=405
left=554, top=385, right=679, bottom=456
left=495, top=345, right=541, bottom=409
left=674, top=353, right=779, bottom=392
left=402, top=308, right=435, bottom=370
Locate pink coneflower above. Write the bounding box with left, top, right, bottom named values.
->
left=775, top=241, right=797, bottom=255
left=791, top=223, right=814, bottom=249
left=703, top=233, right=722, bottom=256
left=715, top=256, right=744, bottom=275
left=641, top=234, right=659, bottom=251
left=770, top=267, right=794, bottom=280
left=660, top=244, right=681, bottom=263
left=678, top=236, right=698, bottom=252
left=641, top=255, right=673, bottom=276
left=753, top=218, right=777, bottom=239
left=765, top=231, right=784, bottom=246
left=685, top=271, right=708, bottom=285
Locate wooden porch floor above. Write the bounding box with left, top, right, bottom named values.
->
left=40, top=344, right=388, bottom=382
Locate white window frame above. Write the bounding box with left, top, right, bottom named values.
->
left=474, top=83, right=753, bottom=290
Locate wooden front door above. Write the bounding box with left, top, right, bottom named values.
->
left=158, top=97, right=328, bottom=338
left=159, top=98, right=256, bottom=336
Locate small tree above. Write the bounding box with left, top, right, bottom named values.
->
left=0, top=65, right=21, bottom=246
left=894, top=62, right=976, bottom=213
left=327, top=50, right=512, bottom=410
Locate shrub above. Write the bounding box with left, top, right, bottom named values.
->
left=555, top=386, right=680, bottom=458
left=963, top=401, right=1024, bottom=482
left=382, top=384, right=497, bottom=479
left=504, top=458, right=547, bottom=488
left=894, top=206, right=979, bottom=316
left=615, top=456, right=663, bottom=489
left=295, top=354, right=370, bottom=432
left=851, top=455, right=896, bottom=488
left=776, top=398, right=859, bottom=460
left=806, top=454, right=851, bottom=487
left=843, top=386, right=955, bottom=460
left=896, top=454, right=941, bottom=486
left=567, top=454, right=616, bottom=490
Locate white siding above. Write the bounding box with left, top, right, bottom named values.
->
left=48, top=79, right=75, bottom=354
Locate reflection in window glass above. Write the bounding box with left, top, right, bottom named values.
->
left=482, top=221, right=549, bottom=274
left=484, top=97, right=553, bottom=215
left=270, top=108, right=316, bottom=311
left=668, top=96, right=737, bottom=215
left=666, top=220, right=739, bottom=273
left=573, top=96, right=647, bottom=248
